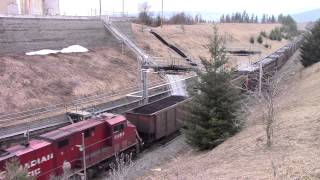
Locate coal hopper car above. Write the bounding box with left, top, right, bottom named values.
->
left=126, top=96, right=188, bottom=145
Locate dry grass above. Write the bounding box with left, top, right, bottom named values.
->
left=0, top=23, right=287, bottom=114
left=132, top=23, right=288, bottom=68
left=140, top=52, right=320, bottom=180
left=0, top=45, right=162, bottom=114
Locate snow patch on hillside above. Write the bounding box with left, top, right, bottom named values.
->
left=26, top=45, right=88, bottom=56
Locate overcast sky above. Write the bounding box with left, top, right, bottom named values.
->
left=59, top=0, right=320, bottom=17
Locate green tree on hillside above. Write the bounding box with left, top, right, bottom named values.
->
left=300, top=20, right=320, bottom=67
left=250, top=36, right=255, bottom=44
left=269, top=28, right=282, bottom=41
left=185, top=26, right=243, bottom=150
left=279, top=15, right=298, bottom=38
left=257, top=35, right=263, bottom=44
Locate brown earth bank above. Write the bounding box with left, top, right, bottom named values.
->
left=132, top=23, right=288, bottom=68
left=0, top=23, right=291, bottom=115
left=0, top=45, right=162, bottom=114
left=140, top=52, right=320, bottom=179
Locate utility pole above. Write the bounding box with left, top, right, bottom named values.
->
left=99, top=0, right=102, bottom=17
left=141, top=69, right=149, bottom=105
left=81, top=133, right=87, bottom=180
left=122, top=0, right=125, bottom=17
left=161, top=0, right=164, bottom=28
left=259, top=62, right=263, bottom=96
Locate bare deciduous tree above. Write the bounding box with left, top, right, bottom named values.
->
left=233, top=66, right=290, bottom=148
left=2, top=158, right=33, bottom=180
left=107, top=153, right=134, bottom=180
left=255, top=70, right=288, bottom=147
left=138, top=2, right=152, bottom=26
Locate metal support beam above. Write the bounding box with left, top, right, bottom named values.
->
left=161, top=0, right=164, bottom=28
left=122, top=0, right=125, bottom=17
left=82, top=132, right=87, bottom=180
left=259, top=62, right=263, bottom=96
left=141, top=69, right=149, bottom=105
left=99, top=0, right=102, bottom=17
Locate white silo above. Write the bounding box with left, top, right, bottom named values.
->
left=44, top=0, right=59, bottom=15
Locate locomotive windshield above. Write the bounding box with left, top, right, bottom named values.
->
left=113, top=124, right=125, bottom=133
left=58, top=139, right=69, bottom=148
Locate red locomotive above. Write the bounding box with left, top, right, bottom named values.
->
left=0, top=96, right=187, bottom=179
left=0, top=113, right=140, bottom=180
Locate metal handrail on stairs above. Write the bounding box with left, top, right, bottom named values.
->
left=102, top=17, right=153, bottom=65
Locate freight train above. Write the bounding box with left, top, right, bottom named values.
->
left=237, top=35, right=304, bottom=89
left=0, top=96, right=187, bottom=180
left=0, top=35, right=304, bottom=180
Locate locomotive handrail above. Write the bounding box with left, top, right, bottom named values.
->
left=39, top=135, right=134, bottom=178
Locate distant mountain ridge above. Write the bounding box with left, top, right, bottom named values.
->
left=292, top=9, right=320, bottom=22
left=131, top=9, right=320, bottom=22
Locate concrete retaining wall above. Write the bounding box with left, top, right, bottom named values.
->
left=0, top=17, right=119, bottom=54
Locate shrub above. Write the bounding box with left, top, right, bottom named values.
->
left=269, top=28, right=282, bottom=41
left=3, top=158, right=32, bottom=180
left=264, top=44, right=271, bottom=48
left=168, top=12, right=196, bottom=25
left=279, top=15, right=298, bottom=37
left=250, top=36, right=255, bottom=44
left=260, top=31, right=268, bottom=38
left=257, top=35, right=263, bottom=44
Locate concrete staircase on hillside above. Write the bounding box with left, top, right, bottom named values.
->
left=102, top=18, right=150, bottom=63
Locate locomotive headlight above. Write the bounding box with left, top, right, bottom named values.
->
left=76, top=145, right=84, bottom=151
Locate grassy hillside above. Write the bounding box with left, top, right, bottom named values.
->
left=0, top=46, right=163, bottom=114
left=133, top=23, right=288, bottom=68
left=141, top=51, right=320, bottom=179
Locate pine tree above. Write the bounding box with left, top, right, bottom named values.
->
left=255, top=15, right=259, bottom=23
left=278, top=14, right=284, bottom=23
left=226, top=15, right=231, bottom=23
left=250, top=14, right=255, bottom=23
left=261, top=14, right=267, bottom=23
left=220, top=14, right=225, bottom=23
left=271, top=15, right=276, bottom=23
left=250, top=36, right=255, bottom=44
left=300, top=19, right=320, bottom=67
left=271, top=28, right=282, bottom=41
left=185, top=26, right=243, bottom=150
left=154, top=14, right=162, bottom=27
left=257, top=35, right=263, bottom=44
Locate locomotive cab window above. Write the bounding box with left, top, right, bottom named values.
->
left=113, top=124, right=125, bottom=134
left=84, top=127, right=95, bottom=138
left=58, top=139, right=69, bottom=148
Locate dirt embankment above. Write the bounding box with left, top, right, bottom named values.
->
left=0, top=23, right=291, bottom=115
left=141, top=52, right=320, bottom=179
left=132, top=23, right=288, bottom=68
left=0, top=46, right=162, bottom=114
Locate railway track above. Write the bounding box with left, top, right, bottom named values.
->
left=0, top=76, right=197, bottom=144
left=0, top=89, right=165, bottom=143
